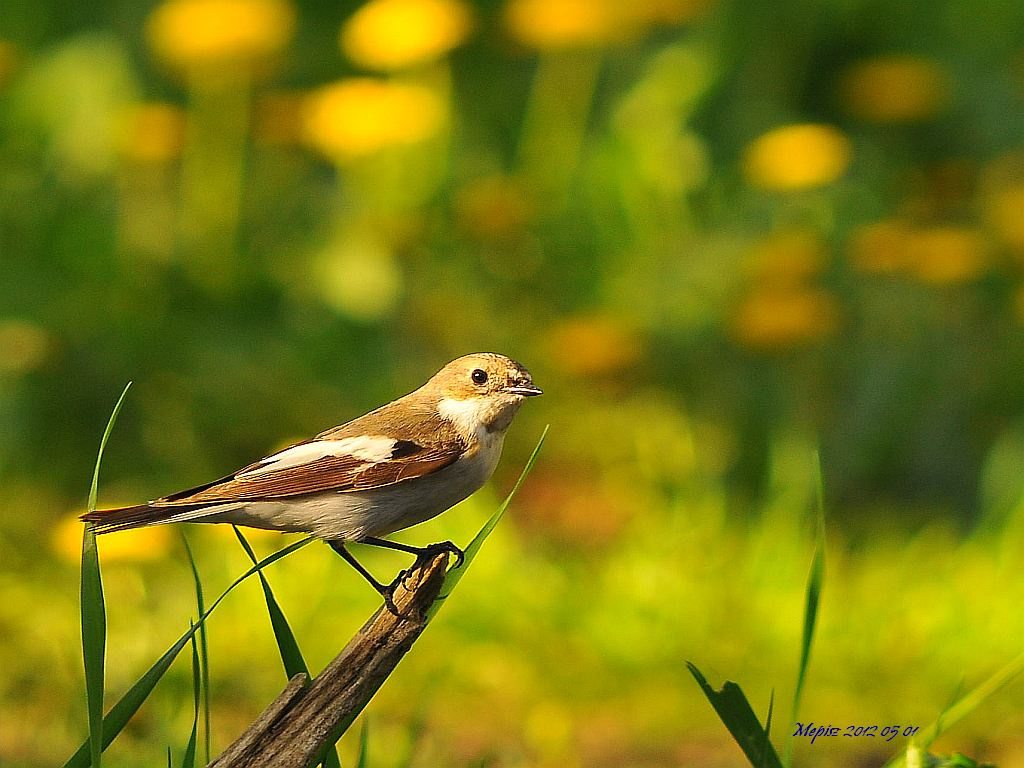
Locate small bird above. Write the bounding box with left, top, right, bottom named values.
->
left=82, top=353, right=541, bottom=608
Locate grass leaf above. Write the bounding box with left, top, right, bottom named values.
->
left=63, top=536, right=314, bottom=768
left=355, top=718, right=370, bottom=768
left=784, top=453, right=826, bottom=766
left=428, top=426, right=548, bottom=621
left=883, top=653, right=1024, bottom=768
left=181, top=622, right=200, bottom=768
left=81, top=381, right=131, bottom=768
left=687, top=662, right=783, bottom=768
left=180, top=534, right=211, bottom=764
left=232, top=528, right=309, bottom=679
left=759, top=690, right=775, bottom=768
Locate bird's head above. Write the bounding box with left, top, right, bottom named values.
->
left=427, top=353, right=542, bottom=437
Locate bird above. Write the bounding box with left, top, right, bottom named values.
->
left=81, top=353, right=541, bottom=609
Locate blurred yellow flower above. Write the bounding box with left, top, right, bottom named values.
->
left=849, top=220, right=989, bottom=284
left=311, top=231, right=402, bottom=320
left=147, top=0, right=295, bottom=70
left=746, top=230, right=827, bottom=284
left=504, top=0, right=706, bottom=48
left=984, top=184, right=1024, bottom=250
left=341, top=0, right=473, bottom=71
left=516, top=465, right=633, bottom=546
left=0, top=40, right=19, bottom=87
left=0, top=320, right=52, bottom=375
left=54, top=514, right=173, bottom=564
left=841, top=55, right=949, bottom=123
left=118, top=103, right=186, bottom=163
left=906, top=226, right=989, bottom=284
left=505, top=0, right=624, bottom=48
left=731, top=286, right=839, bottom=350
left=302, top=78, right=444, bottom=159
left=980, top=154, right=1024, bottom=251
left=629, top=0, right=712, bottom=26
left=848, top=219, right=914, bottom=275
left=544, top=315, right=642, bottom=377
left=742, top=124, right=852, bottom=191
left=455, top=175, right=534, bottom=242
left=524, top=700, right=575, bottom=756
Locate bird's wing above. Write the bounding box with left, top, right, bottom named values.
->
left=151, top=435, right=464, bottom=506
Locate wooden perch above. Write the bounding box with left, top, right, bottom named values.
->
left=208, top=552, right=449, bottom=768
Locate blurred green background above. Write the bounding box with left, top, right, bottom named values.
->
left=3, top=0, right=1024, bottom=765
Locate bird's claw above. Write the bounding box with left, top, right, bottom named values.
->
left=381, top=575, right=404, bottom=616
left=417, top=540, right=464, bottom=569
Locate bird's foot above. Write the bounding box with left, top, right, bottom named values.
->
left=415, top=539, right=465, bottom=569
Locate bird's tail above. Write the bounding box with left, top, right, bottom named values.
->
left=80, top=503, right=215, bottom=534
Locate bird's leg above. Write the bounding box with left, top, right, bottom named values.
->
left=327, top=540, right=401, bottom=615
left=359, top=536, right=465, bottom=569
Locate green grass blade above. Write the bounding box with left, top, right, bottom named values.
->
left=63, top=536, right=314, bottom=768
left=81, top=525, right=105, bottom=768
left=180, top=533, right=211, bottom=764
left=427, top=426, right=548, bottom=621
left=355, top=717, right=370, bottom=768
left=233, top=528, right=309, bottom=679
left=760, top=690, right=775, bottom=768
left=231, top=529, right=341, bottom=768
left=687, top=662, right=783, bottom=768
left=784, top=454, right=826, bottom=766
left=181, top=622, right=200, bottom=768
left=81, top=381, right=131, bottom=768
left=882, top=653, right=1024, bottom=768
left=87, top=382, right=132, bottom=513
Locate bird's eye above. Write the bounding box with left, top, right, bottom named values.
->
left=471, top=369, right=488, bottom=385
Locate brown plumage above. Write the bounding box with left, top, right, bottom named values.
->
left=79, top=353, right=540, bottom=541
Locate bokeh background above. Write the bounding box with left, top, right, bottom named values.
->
left=2, top=0, right=1024, bottom=765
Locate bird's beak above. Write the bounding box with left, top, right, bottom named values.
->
left=505, top=383, right=543, bottom=397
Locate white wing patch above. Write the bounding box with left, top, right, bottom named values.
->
left=240, top=436, right=396, bottom=477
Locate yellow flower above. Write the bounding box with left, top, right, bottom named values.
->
left=849, top=220, right=989, bottom=284
left=848, top=219, right=915, bottom=275
left=504, top=0, right=706, bottom=48
left=979, top=153, right=1024, bottom=252
left=628, top=0, right=712, bottom=26
left=841, top=55, right=949, bottom=123
left=504, top=0, right=626, bottom=48
left=147, top=0, right=295, bottom=70
left=544, top=315, right=642, bottom=377
left=118, top=103, right=186, bottom=163
left=743, top=124, right=852, bottom=191
left=0, top=41, right=19, bottom=88
left=53, top=513, right=173, bottom=564
left=0, top=320, right=51, bottom=375
left=455, top=175, right=534, bottom=242
left=310, top=232, right=402, bottom=320
left=302, top=78, right=444, bottom=159
left=906, top=226, right=988, bottom=284
left=986, top=184, right=1024, bottom=250
left=746, top=230, right=827, bottom=284
left=341, top=0, right=473, bottom=71
left=731, top=286, right=839, bottom=350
